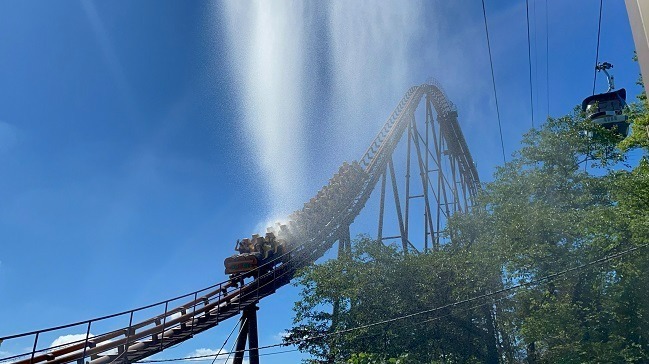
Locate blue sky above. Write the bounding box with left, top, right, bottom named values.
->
left=0, top=1, right=642, bottom=363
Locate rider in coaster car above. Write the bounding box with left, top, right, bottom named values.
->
left=251, top=234, right=264, bottom=253
left=237, top=238, right=252, bottom=254
left=262, top=232, right=278, bottom=259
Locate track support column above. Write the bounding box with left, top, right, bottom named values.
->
left=338, top=225, right=351, bottom=256
left=233, top=305, right=260, bottom=364
left=331, top=225, right=352, bottom=363
left=247, top=306, right=260, bottom=364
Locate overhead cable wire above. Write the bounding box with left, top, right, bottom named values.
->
left=271, top=242, right=647, bottom=346
left=210, top=317, right=243, bottom=364
left=136, top=298, right=501, bottom=364
left=138, top=299, right=501, bottom=363
left=138, top=348, right=301, bottom=363
left=222, top=324, right=243, bottom=364
left=545, top=0, right=550, bottom=118
left=592, top=0, right=604, bottom=95
left=480, top=0, right=507, bottom=163
left=533, top=0, right=540, bottom=120
left=526, top=0, right=535, bottom=128
left=137, top=242, right=648, bottom=363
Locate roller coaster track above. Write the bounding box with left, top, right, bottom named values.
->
left=0, top=81, right=479, bottom=364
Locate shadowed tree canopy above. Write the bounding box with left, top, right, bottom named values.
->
left=287, top=87, right=648, bottom=363
left=285, top=236, right=504, bottom=364
left=460, top=108, right=649, bottom=363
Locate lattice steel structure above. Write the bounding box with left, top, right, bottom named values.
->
left=0, top=81, right=479, bottom=364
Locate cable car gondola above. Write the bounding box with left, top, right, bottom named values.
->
left=581, top=62, right=629, bottom=137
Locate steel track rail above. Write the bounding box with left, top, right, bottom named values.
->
left=1, top=82, right=479, bottom=364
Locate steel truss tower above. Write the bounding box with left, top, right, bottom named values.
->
left=0, top=81, right=479, bottom=364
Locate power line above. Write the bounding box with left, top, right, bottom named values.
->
left=328, top=296, right=508, bottom=350
left=480, top=0, right=506, bottom=163
left=526, top=0, right=535, bottom=128
left=210, top=317, right=242, bottom=364
left=137, top=300, right=500, bottom=364
left=273, top=242, right=646, bottom=345
left=139, top=348, right=301, bottom=363
left=533, top=0, right=540, bottom=121
left=592, top=0, right=604, bottom=95
left=545, top=0, right=550, bottom=118
left=222, top=322, right=243, bottom=364
left=137, top=242, right=648, bottom=363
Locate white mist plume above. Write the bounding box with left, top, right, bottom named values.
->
left=221, top=1, right=426, bottom=221
left=223, top=1, right=308, bottom=218
left=327, top=1, right=425, bottom=151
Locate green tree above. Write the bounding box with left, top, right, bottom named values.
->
left=467, top=106, right=649, bottom=362
left=289, top=89, right=648, bottom=363
left=620, top=57, right=649, bottom=153
left=285, top=237, right=505, bottom=363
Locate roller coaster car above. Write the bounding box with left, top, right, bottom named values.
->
left=224, top=253, right=262, bottom=275
left=224, top=233, right=283, bottom=275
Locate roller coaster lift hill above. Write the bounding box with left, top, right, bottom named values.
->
left=0, top=81, right=479, bottom=364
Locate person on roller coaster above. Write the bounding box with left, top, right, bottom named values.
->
left=261, top=232, right=277, bottom=259
left=236, top=238, right=251, bottom=254
left=250, top=234, right=263, bottom=253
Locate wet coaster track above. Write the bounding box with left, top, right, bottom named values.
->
left=0, top=81, right=480, bottom=364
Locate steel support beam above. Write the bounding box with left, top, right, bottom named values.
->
left=338, top=224, right=351, bottom=256
left=233, top=319, right=248, bottom=364
left=424, top=95, right=432, bottom=252
left=388, top=158, right=409, bottom=253
left=404, top=120, right=412, bottom=241
left=377, top=168, right=387, bottom=242
left=233, top=306, right=259, bottom=364
left=434, top=114, right=443, bottom=250
left=247, top=307, right=259, bottom=364
left=410, top=117, right=436, bottom=247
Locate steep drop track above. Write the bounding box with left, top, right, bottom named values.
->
left=0, top=82, right=479, bottom=364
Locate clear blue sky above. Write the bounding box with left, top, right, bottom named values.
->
left=0, top=1, right=642, bottom=363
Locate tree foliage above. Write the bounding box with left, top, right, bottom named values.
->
left=620, top=57, right=649, bottom=153
left=475, top=111, right=649, bottom=362
left=287, top=90, right=649, bottom=363
left=285, top=236, right=504, bottom=363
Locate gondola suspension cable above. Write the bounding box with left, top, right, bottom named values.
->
left=526, top=0, right=535, bottom=128
left=480, top=0, right=506, bottom=163
left=592, top=0, right=604, bottom=95
left=533, top=0, right=540, bottom=120
left=584, top=0, right=603, bottom=173
left=545, top=0, right=550, bottom=118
